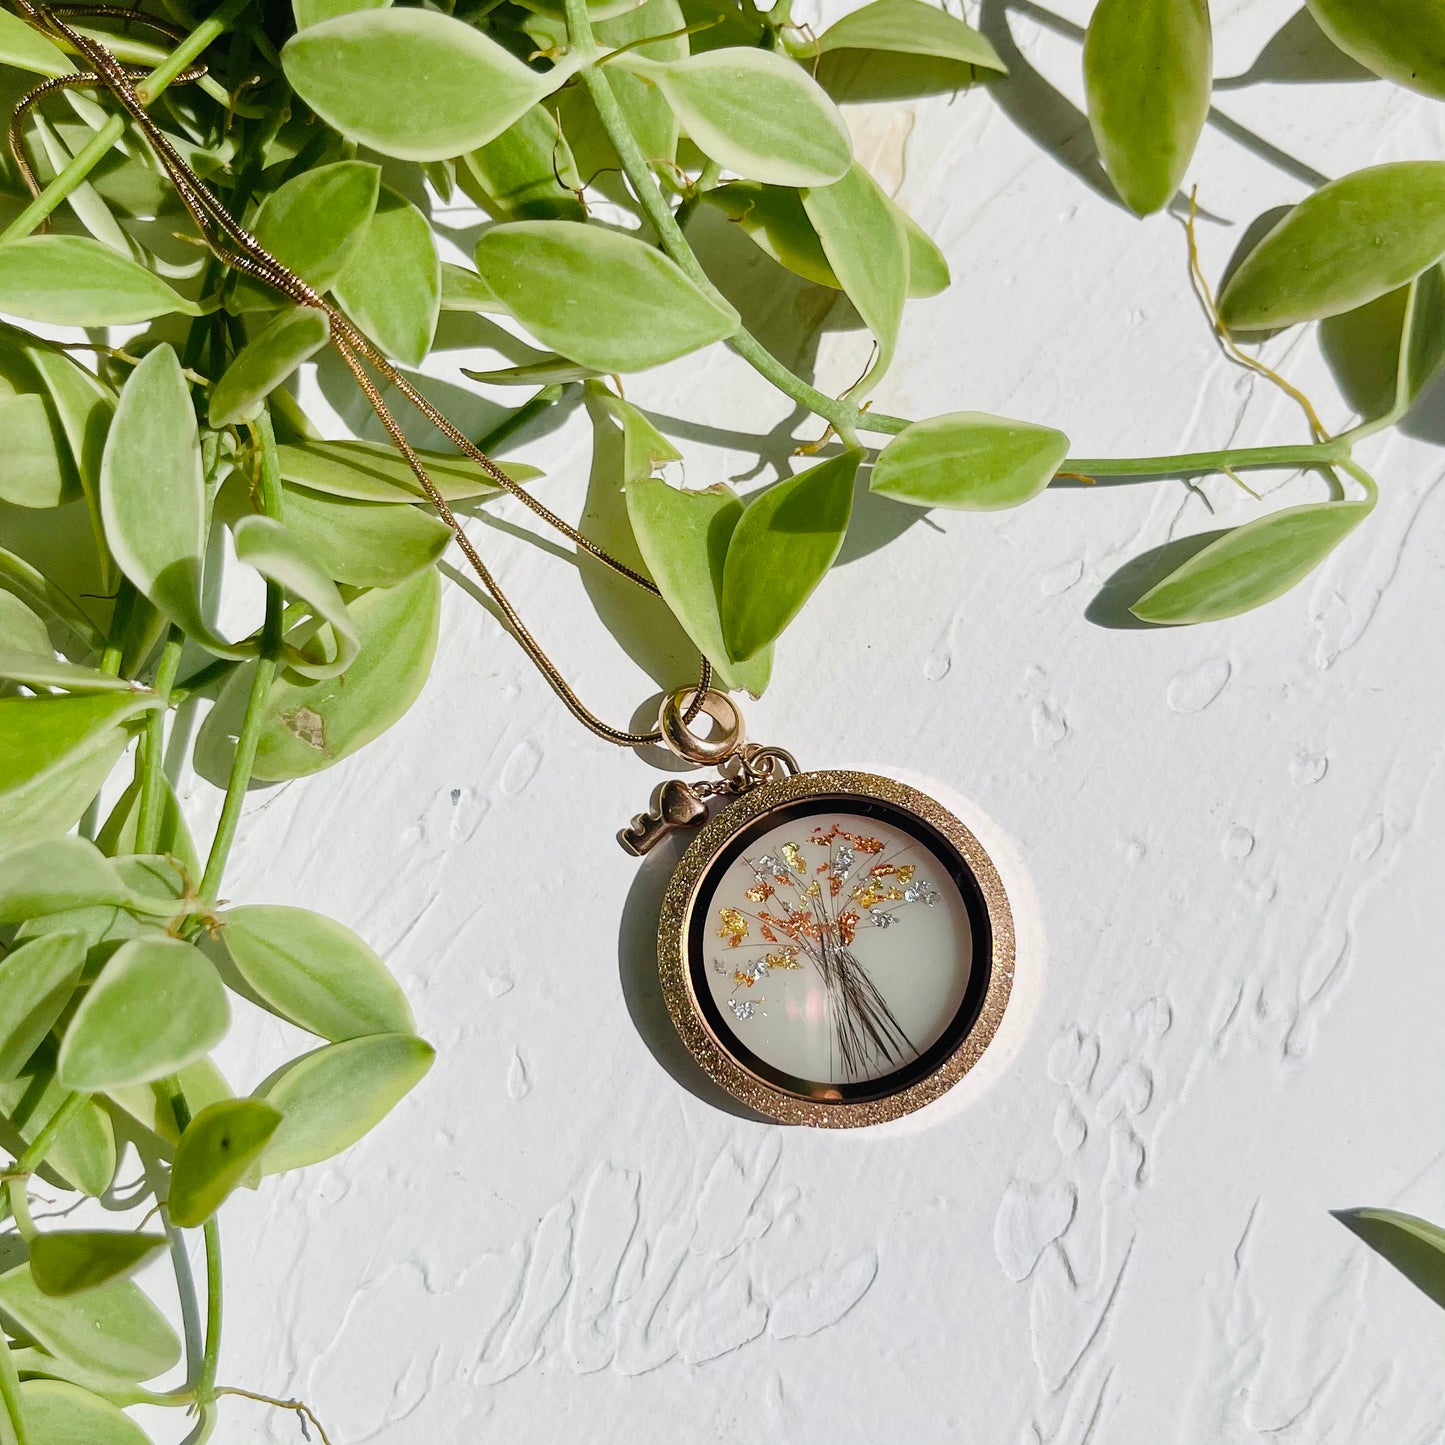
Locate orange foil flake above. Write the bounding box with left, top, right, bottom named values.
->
left=717, top=908, right=748, bottom=947
left=810, top=824, right=841, bottom=847
left=837, top=911, right=859, bottom=946
left=840, top=830, right=885, bottom=854
left=829, top=877, right=842, bottom=897
left=759, top=922, right=777, bottom=943
left=745, top=879, right=773, bottom=903
left=869, top=863, right=896, bottom=878
left=785, top=908, right=822, bottom=941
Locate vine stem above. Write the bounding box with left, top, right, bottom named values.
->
left=197, top=407, right=284, bottom=905
left=198, top=1219, right=222, bottom=1400
left=1062, top=439, right=1349, bottom=478
left=135, top=626, right=184, bottom=853
left=0, top=1331, right=30, bottom=1445
left=565, top=0, right=870, bottom=445
left=0, top=0, right=250, bottom=242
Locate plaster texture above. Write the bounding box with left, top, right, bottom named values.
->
left=143, top=2, right=1445, bottom=1440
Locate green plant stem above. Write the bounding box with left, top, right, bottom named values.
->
left=135, top=626, right=184, bottom=853
left=570, top=7, right=866, bottom=443
left=5, top=1180, right=34, bottom=1243
left=96, top=580, right=137, bottom=677
left=198, top=408, right=284, bottom=905
left=1, top=0, right=249, bottom=243
left=136, top=0, right=252, bottom=102
left=198, top=1219, right=223, bottom=1400
left=1062, top=439, right=1348, bottom=477
left=0, top=1331, right=30, bottom=1445
left=18, top=1092, right=87, bottom=1173
left=171, top=655, right=242, bottom=704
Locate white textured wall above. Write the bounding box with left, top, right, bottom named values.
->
left=185, top=2, right=1445, bottom=1439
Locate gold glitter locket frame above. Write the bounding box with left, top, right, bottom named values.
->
left=657, top=769, right=1014, bottom=1128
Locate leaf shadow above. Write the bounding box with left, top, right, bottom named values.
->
left=1086, top=529, right=1230, bottom=629
left=1215, top=7, right=1377, bottom=88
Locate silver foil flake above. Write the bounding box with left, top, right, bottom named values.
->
left=833, top=845, right=855, bottom=880
left=728, top=998, right=760, bottom=1022
left=905, top=880, right=939, bottom=906
left=869, top=909, right=897, bottom=928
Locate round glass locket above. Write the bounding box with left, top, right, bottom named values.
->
left=657, top=770, right=1013, bottom=1127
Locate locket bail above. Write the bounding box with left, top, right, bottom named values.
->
left=658, top=687, right=745, bottom=766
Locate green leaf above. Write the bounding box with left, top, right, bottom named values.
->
left=0, top=650, right=139, bottom=692
left=58, top=937, right=229, bottom=1092
left=0, top=237, right=201, bottom=325
left=1306, top=0, right=1445, bottom=100
left=1220, top=162, right=1445, bottom=331
left=16, top=1380, right=154, bottom=1445
left=899, top=203, right=950, bottom=297
left=869, top=411, right=1070, bottom=510
left=276, top=438, right=538, bottom=503
left=168, top=1098, right=282, bottom=1227
left=1334, top=1207, right=1445, bottom=1310
left=616, top=50, right=852, bottom=187
left=295, top=0, right=391, bottom=27
left=0, top=692, right=157, bottom=843
left=461, top=356, right=602, bottom=386
left=1130, top=500, right=1371, bottom=624
left=720, top=450, right=859, bottom=662
left=815, top=0, right=1005, bottom=72
left=474, top=220, right=738, bottom=371
left=0, top=1054, right=114, bottom=1196
left=282, top=8, right=566, bottom=161
left=706, top=182, right=948, bottom=299
left=705, top=182, right=841, bottom=288
left=333, top=188, right=440, bottom=365
left=221, top=904, right=413, bottom=1041
left=232, top=160, right=380, bottom=310
left=625, top=477, right=772, bottom=693
left=1320, top=264, right=1445, bottom=420
left=0, top=8, right=72, bottom=76
left=255, top=1032, right=434, bottom=1175
left=29, top=1232, right=167, bottom=1297
left=248, top=565, right=441, bottom=780
left=0, top=1263, right=178, bottom=1382
left=1083, top=0, right=1212, bottom=216
left=803, top=164, right=908, bottom=397
left=0, top=392, right=76, bottom=509
left=98, top=345, right=213, bottom=642
left=0, top=931, right=86, bottom=1081
left=209, top=307, right=331, bottom=427
left=440, top=261, right=506, bottom=315
left=106, top=1056, right=233, bottom=1151
left=0, top=591, right=51, bottom=655
left=273, top=483, right=452, bottom=589
left=460, top=104, right=587, bottom=222
left=94, top=774, right=201, bottom=881
left=601, top=392, right=682, bottom=486
left=0, top=837, right=133, bottom=924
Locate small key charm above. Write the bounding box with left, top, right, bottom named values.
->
left=618, top=778, right=708, bottom=856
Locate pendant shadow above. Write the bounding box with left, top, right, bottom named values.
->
left=616, top=833, right=773, bottom=1124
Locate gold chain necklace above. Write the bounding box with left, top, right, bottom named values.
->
left=9, top=4, right=1015, bottom=1126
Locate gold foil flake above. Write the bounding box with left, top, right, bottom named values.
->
left=804, top=879, right=822, bottom=900
left=897, top=864, right=916, bottom=885
left=717, top=907, right=748, bottom=947
left=765, top=948, right=801, bottom=971
left=745, top=879, right=773, bottom=903
left=852, top=881, right=905, bottom=910
left=780, top=841, right=806, bottom=875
